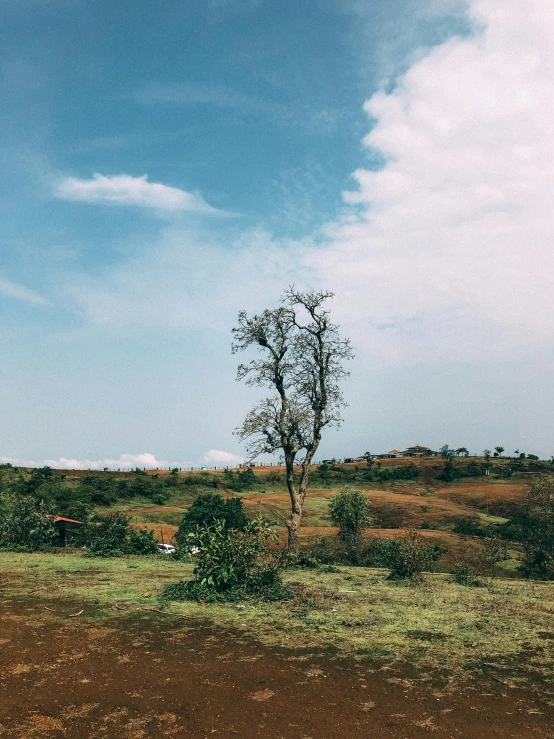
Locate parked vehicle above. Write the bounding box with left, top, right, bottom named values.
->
left=157, top=543, right=175, bottom=554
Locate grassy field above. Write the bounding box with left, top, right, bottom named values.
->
left=2, top=550, right=554, bottom=689
left=112, top=473, right=527, bottom=577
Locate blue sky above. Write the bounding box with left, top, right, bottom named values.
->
left=2, top=0, right=554, bottom=468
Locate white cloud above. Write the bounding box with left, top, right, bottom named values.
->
left=66, top=226, right=306, bottom=331
left=0, top=278, right=50, bottom=306
left=43, top=453, right=169, bottom=470
left=309, top=0, right=554, bottom=362
left=1, top=456, right=36, bottom=466
left=57, top=0, right=554, bottom=373
left=203, top=449, right=244, bottom=466
left=55, top=173, right=222, bottom=214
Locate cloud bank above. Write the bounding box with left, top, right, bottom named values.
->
left=309, top=0, right=554, bottom=362
left=1, top=451, right=244, bottom=470
left=63, top=0, right=554, bottom=373
left=43, top=453, right=169, bottom=470
left=203, top=449, right=244, bottom=466
left=55, top=173, right=220, bottom=213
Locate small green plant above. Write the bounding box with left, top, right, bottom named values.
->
left=452, top=517, right=487, bottom=537
left=386, top=530, right=446, bottom=583
left=519, top=477, right=554, bottom=579
left=84, top=512, right=158, bottom=557
left=164, top=517, right=288, bottom=601
left=174, top=493, right=249, bottom=551
left=329, top=487, right=372, bottom=549
left=221, top=466, right=257, bottom=492
left=451, top=537, right=508, bottom=585
left=0, top=495, right=57, bottom=550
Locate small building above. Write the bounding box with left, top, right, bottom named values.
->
left=389, top=449, right=402, bottom=457
left=402, top=445, right=439, bottom=457
left=52, top=516, right=84, bottom=547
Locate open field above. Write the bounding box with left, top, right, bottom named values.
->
left=66, top=458, right=538, bottom=544
left=119, top=479, right=527, bottom=527
left=115, top=472, right=530, bottom=576
left=1, top=551, right=554, bottom=737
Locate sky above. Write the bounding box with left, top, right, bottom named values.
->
left=1, top=0, right=553, bottom=469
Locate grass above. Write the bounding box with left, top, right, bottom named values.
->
left=2, top=550, right=554, bottom=687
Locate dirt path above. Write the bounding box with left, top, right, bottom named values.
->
left=1, top=598, right=553, bottom=738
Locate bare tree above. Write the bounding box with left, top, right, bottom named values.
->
left=232, top=287, right=353, bottom=549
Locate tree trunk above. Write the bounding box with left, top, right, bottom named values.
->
left=286, top=509, right=302, bottom=550
left=285, top=444, right=320, bottom=550
left=284, top=451, right=302, bottom=550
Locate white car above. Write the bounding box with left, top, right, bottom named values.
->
left=157, top=543, right=176, bottom=554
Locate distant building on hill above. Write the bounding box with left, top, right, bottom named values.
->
left=389, top=449, right=402, bottom=457
left=401, top=445, right=439, bottom=457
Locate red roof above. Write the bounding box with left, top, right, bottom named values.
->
left=51, top=516, right=83, bottom=525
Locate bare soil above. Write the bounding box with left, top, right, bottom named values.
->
left=1, top=597, right=553, bottom=738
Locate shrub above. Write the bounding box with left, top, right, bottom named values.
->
left=466, top=461, right=482, bottom=477
left=300, top=536, right=344, bottom=565
left=21, top=466, right=55, bottom=496
left=329, top=487, right=372, bottom=548
left=79, top=474, right=120, bottom=506
left=85, top=512, right=158, bottom=557
left=164, top=518, right=288, bottom=601
left=221, top=466, right=257, bottom=492
left=181, top=473, right=218, bottom=488
left=367, top=463, right=420, bottom=483
left=451, top=537, right=508, bottom=585
left=0, top=495, right=57, bottom=550
left=452, top=517, right=487, bottom=537
left=174, top=494, right=249, bottom=550
left=519, top=477, right=554, bottom=579
left=385, top=530, right=446, bottom=583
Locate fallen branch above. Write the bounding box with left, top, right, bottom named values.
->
left=69, top=610, right=84, bottom=617
left=44, top=607, right=56, bottom=612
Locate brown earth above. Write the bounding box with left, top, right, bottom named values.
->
left=1, top=597, right=553, bottom=739
left=241, top=489, right=481, bottom=524
left=130, top=523, right=179, bottom=543
left=434, top=482, right=530, bottom=505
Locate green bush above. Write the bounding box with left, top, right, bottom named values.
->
left=164, top=518, right=288, bottom=601
left=161, top=580, right=246, bottom=603
left=452, top=517, right=487, bottom=537
left=299, top=536, right=343, bottom=565
left=518, top=477, right=554, bottom=580
left=385, top=530, right=446, bottom=582
left=79, top=474, right=120, bottom=506
left=0, top=495, right=57, bottom=550
left=293, top=532, right=446, bottom=578
left=174, top=493, right=248, bottom=550
left=221, top=466, right=257, bottom=492
left=85, top=512, right=158, bottom=557
left=181, top=473, right=219, bottom=488
left=329, top=487, right=372, bottom=548
left=367, top=463, right=420, bottom=482
left=451, top=537, right=508, bottom=585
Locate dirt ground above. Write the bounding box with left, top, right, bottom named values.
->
left=1, top=598, right=553, bottom=739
